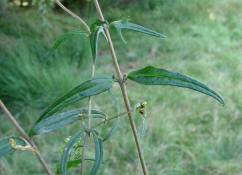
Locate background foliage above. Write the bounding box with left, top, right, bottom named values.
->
left=0, top=0, right=242, bottom=174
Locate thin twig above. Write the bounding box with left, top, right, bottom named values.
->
left=92, top=111, right=127, bottom=130
left=92, top=1, right=149, bottom=174
left=55, top=0, right=91, bottom=34
left=0, top=100, right=53, bottom=175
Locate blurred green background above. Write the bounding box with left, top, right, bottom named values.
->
left=0, top=0, right=242, bottom=174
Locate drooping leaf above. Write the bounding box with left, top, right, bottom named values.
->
left=103, top=90, right=121, bottom=141
left=60, top=130, right=83, bottom=175
left=90, top=26, right=107, bottom=64
left=52, top=30, right=88, bottom=51
left=110, top=20, right=166, bottom=43
left=30, top=109, right=107, bottom=136
left=140, top=116, right=147, bottom=138
left=127, top=66, right=224, bottom=104
left=108, top=90, right=121, bottom=115
left=90, top=132, right=102, bottom=175
left=0, top=137, right=25, bottom=158
left=36, top=76, right=114, bottom=123
left=99, top=138, right=104, bottom=163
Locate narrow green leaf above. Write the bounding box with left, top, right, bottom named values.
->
left=36, top=76, right=114, bottom=123
left=99, top=138, right=104, bottom=163
left=90, top=132, right=102, bottom=175
left=108, top=90, right=121, bottom=115
left=110, top=20, right=166, bottom=43
left=52, top=30, right=88, bottom=51
left=30, top=109, right=107, bottom=136
left=55, top=158, right=95, bottom=172
left=0, top=137, right=25, bottom=158
left=90, top=26, right=107, bottom=64
left=103, top=90, right=121, bottom=141
left=67, top=159, right=95, bottom=169
left=127, top=66, right=224, bottom=104
left=140, top=116, right=147, bottom=138
left=103, top=118, right=120, bottom=142
left=60, top=130, right=83, bottom=175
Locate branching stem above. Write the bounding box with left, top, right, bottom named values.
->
left=0, top=100, right=53, bottom=175
left=55, top=0, right=91, bottom=34
left=91, top=111, right=128, bottom=130
left=93, top=0, right=149, bottom=174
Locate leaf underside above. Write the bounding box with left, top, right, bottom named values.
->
left=91, top=132, right=103, bottom=175
left=30, top=109, right=107, bottom=136
left=60, top=130, right=83, bottom=175
left=127, top=66, right=224, bottom=104
left=111, top=20, right=166, bottom=43
left=35, top=76, right=113, bottom=124
left=90, top=26, right=107, bottom=64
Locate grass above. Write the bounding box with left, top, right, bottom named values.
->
left=0, top=0, right=242, bottom=174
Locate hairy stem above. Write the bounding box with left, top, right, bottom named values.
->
left=0, top=100, right=53, bottom=175
left=93, top=1, right=149, bottom=174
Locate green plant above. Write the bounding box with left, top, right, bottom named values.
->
left=0, top=1, right=224, bottom=175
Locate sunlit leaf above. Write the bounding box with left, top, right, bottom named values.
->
left=30, top=109, right=107, bottom=136
left=90, top=26, right=107, bottom=64
left=36, top=76, right=114, bottom=123
left=90, top=132, right=102, bottom=175
left=110, top=20, right=166, bottom=43
left=60, top=130, right=83, bottom=175
left=0, top=137, right=25, bottom=158
left=127, top=66, right=224, bottom=104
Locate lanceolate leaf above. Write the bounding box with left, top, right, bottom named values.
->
left=127, top=66, right=224, bottom=104
left=110, top=20, right=166, bottom=43
left=103, top=90, right=121, bottom=141
left=140, top=116, right=147, bottom=138
left=30, top=109, right=107, bottom=136
left=0, top=137, right=25, bottom=158
left=99, top=138, right=104, bottom=163
left=52, top=30, right=88, bottom=51
left=36, top=76, right=114, bottom=123
left=90, top=26, right=107, bottom=64
left=91, top=132, right=102, bottom=175
left=60, top=130, right=83, bottom=175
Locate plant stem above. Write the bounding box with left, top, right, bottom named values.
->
left=55, top=0, right=90, bottom=34
left=92, top=1, right=149, bottom=174
left=0, top=100, right=53, bottom=175
left=92, top=111, right=127, bottom=130
left=81, top=64, right=95, bottom=175
left=54, top=2, right=94, bottom=174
